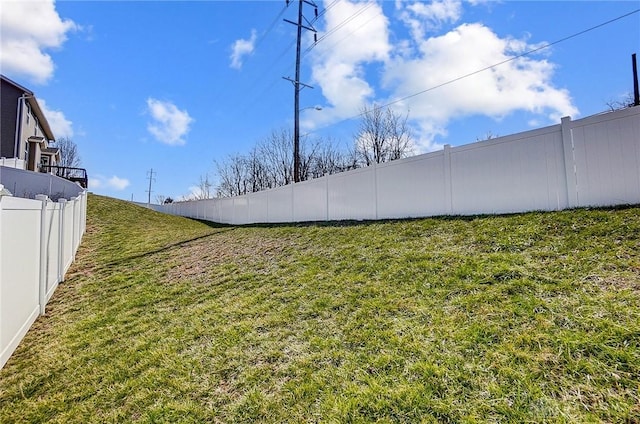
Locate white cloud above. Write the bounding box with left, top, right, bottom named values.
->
left=229, top=29, right=257, bottom=70
left=383, top=23, right=578, bottom=150
left=309, top=0, right=390, bottom=127
left=398, top=0, right=462, bottom=40
left=38, top=99, right=73, bottom=138
left=0, top=0, right=77, bottom=84
left=308, top=2, right=578, bottom=152
left=146, top=98, right=194, bottom=146
left=90, top=175, right=130, bottom=191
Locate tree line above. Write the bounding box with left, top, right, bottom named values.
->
left=206, top=104, right=414, bottom=199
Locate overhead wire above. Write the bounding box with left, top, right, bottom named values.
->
left=314, top=0, right=340, bottom=22
left=227, top=4, right=298, bottom=119
left=304, top=1, right=376, bottom=56
left=303, top=7, right=380, bottom=61
left=301, top=7, right=640, bottom=137
left=237, top=0, right=361, bottom=117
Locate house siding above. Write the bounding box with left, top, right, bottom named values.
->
left=0, top=79, right=23, bottom=158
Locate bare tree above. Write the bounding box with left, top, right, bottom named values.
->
left=246, top=145, right=272, bottom=193
left=606, top=92, right=635, bottom=111
left=213, top=130, right=358, bottom=197
left=155, top=194, right=167, bottom=205
left=188, top=173, right=214, bottom=200
left=54, top=137, right=81, bottom=168
left=215, top=154, right=250, bottom=197
left=355, top=104, right=413, bottom=166
left=476, top=131, right=499, bottom=142
left=308, top=137, right=353, bottom=178
left=260, top=128, right=295, bottom=187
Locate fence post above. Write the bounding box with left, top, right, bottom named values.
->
left=561, top=116, right=578, bottom=208
left=58, top=198, right=67, bottom=283
left=82, top=192, right=87, bottom=235
left=325, top=174, right=330, bottom=222
left=373, top=162, right=379, bottom=220
left=443, top=144, right=453, bottom=215
left=0, top=191, right=3, bottom=319
left=71, top=197, right=78, bottom=259
left=36, top=194, right=48, bottom=315
left=290, top=184, right=295, bottom=223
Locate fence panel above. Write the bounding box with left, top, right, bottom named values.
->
left=293, top=177, right=327, bottom=222
left=216, top=197, right=233, bottom=224
left=45, top=202, right=61, bottom=301
left=248, top=191, right=269, bottom=224
left=232, top=196, right=249, bottom=225
left=0, top=197, right=41, bottom=368
left=0, top=158, right=25, bottom=169
left=449, top=125, right=566, bottom=215
left=0, top=167, right=84, bottom=200
left=328, top=166, right=376, bottom=221
left=62, top=200, right=75, bottom=275
left=571, top=109, right=640, bottom=207
left=376, top=151, right=448, bottom=219
left=267, top=185, right=294, bottom=223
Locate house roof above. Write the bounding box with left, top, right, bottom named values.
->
left=42, top=146, right=61, bottom=161
left=0, top=74, right=33, bottom=95
left=1, top=74, right=56, bottom=142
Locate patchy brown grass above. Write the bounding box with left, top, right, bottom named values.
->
left=1, top=195, right=638, bottom=423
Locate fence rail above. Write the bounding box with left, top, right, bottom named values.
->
left=148, top=107, right=640, bottom=224
left=0, top=183, right=87, bottom=369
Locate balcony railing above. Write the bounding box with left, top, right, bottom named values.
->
left=40, top=165, right=88, bottom=189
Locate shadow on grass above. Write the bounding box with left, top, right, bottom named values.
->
left=185, top=203, right=640, bottom=230
left=100, top=227, right=236, bottom=269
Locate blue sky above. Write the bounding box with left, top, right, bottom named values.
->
left=1, top=0, right=638, bottom=202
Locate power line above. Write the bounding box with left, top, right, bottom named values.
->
left=304, top=1, right=375, bottom=55
left=303, top=7, right=379, bottom=61
left=254, top=3, right=289, bottom=51
left=227, top=0, right=348, bottom=121
left=313, top=0, right=340, bottom=22
left=302, top=8, right=640, bottom=137
left=209, top=3, right=289, bottom=113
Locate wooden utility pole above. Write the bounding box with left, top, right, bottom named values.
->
left=284, top=0, right=317, bottom=183
left=632, top=53, right=639, bottom=107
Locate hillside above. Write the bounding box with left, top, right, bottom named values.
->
left=1, top=194, right=638, bottom=423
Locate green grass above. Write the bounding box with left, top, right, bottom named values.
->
left=1, top=194, right=639, bottom=423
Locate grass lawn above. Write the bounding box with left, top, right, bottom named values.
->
left=1, top=194, right=639, bottom=423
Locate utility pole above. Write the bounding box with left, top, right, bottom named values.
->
left=284, top=0, right=318, bottom=183
left=632, top=53, right=639, bottom=107
left=146, top=168, right=156, bottom=205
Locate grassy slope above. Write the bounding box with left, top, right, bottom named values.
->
left=1, top=194, right=638, bottom=423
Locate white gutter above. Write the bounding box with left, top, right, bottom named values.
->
left=14, top=94, right=33, bottom=159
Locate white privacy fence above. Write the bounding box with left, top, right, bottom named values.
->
left=0, top=181, right=87, bottom=369
left=0, top=166, right=85, bottom=200
left=0, top=158, right=26, bottom=170
left=150, top=106, right=640, bottom=224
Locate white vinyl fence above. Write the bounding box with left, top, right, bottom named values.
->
left=0, top=179, right=87, bottom=369
left=0, top=158, right=26, bottom=170
left=149, top=106, right=640, bottom=224
left=0, top=165, right=85, bottom=200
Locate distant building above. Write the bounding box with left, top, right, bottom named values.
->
left=1, top=74, right=60, bottom=172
